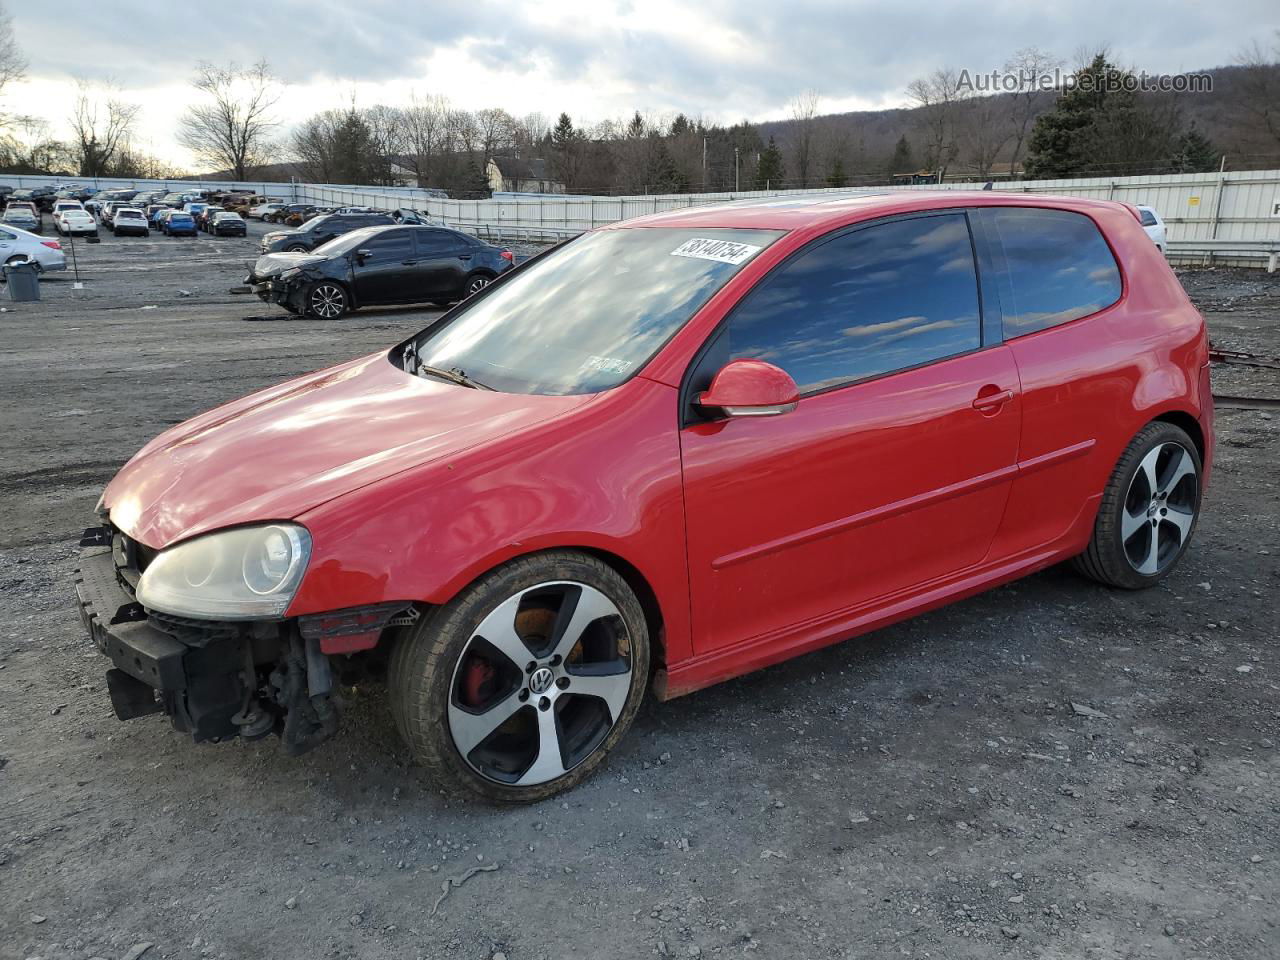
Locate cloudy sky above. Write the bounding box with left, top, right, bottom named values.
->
left=9, top=0, right=1277, bottom=168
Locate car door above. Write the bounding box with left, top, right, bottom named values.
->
left=351, top=229, right=416, bottom=305
left=679, top=211, right=1022, bottom=656
left=408, top=229, right=472, bottom=298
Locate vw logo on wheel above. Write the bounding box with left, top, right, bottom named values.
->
left=529, top=667, right=555, bottom=694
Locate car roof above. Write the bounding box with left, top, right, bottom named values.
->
left=604, top=190, right=1136, bottom=233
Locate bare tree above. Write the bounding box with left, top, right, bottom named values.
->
left=906, top=68, right=969, bottom=179
left=475, top=107, right=516, bottom=160
left=69, top=79, right=139, bottom=177
left=176, top=61, right=281, bottom=179
left=1003, top=47, right=1060, bottom=176
left=362, top=104, right=408, bottom=184
left=956, top=96, right=1012, bottom=179
left=0, top=0, right=25, bottom=114
left=403, top=93, right=451, bottom=186
left=788, top=89, right=819, bottom=186
left=1231, top=32, right=1280, bottom=150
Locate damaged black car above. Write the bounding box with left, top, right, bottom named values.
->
left=245, top=224, right=515, bottom=318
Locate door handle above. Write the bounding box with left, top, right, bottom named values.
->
left=972, top=388, right=1015, bottom=411
left=458, top=254, right=472, bottom=260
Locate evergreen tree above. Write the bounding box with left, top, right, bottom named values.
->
left=888, top=134, right=914, bottom=175
left=1022, top=55, right=1180, bottom=179
left=551, top=112, right=576, bottom=151
left=1173, top=124, right=1219, bottom=172
left=755, top=136, right=784, bottom=189
left=826, top=154, right=848, bottom=187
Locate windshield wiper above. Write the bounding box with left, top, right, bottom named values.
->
left=417, top=364, right=494, bottom=391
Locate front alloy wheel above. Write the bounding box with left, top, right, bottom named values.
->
left=306, top=282, right=348, bottom=319
left=390, top=552, right=649, bottom=802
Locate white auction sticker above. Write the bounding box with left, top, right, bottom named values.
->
left=670, top=237, right=762, bottom=265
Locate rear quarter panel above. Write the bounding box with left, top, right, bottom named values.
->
left=989, top=203, right=1208, bottom=560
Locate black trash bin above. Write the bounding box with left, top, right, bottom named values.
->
left=4, top=259, right=40, bottom=302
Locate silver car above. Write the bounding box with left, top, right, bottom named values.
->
left=0, top=223, right=67, bottom=272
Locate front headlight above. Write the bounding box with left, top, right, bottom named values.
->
left=136, top=524, right=311, bottom=620
left=279, top=266, right=302, bottom=280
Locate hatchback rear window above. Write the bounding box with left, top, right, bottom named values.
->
left=981, top=208, right=1122, bottom=337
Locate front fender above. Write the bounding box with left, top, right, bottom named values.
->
left=289, top=377, right=694, bottom=666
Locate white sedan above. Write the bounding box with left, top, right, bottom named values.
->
left=0, top=223, right=67, bottom=271
left=1137, top=205, right=1166, bottom=253
left=55, top=209, right=100, bottom=237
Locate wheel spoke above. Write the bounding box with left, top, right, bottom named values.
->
left=1120, top=505, right=1147, bottom=542
left=566, top=669, right=631, bottom=721
left=471, top=595, right=534, bottom=670
left=1163, top=504, right=1195, bottom=543
left=550, top=585, right=620, bottom=660
left=1134, top=446, right=1161, bottom=500
left=448, top=691, right=524, bottom=757
left=516, top=706, right=566, bottom=785
left=1137, top=524, right=1161, bottom=575
left=1157, top=447, right=1195, bottom=498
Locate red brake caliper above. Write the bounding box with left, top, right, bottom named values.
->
left=461, top=656, right=496, bottom=708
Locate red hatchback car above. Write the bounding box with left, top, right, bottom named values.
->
left=78, top=192, right=1213, bottom=801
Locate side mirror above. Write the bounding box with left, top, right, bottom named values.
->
left=695, top=358, right=799, bottom=418
left=354, top=249, right=373, bottom=264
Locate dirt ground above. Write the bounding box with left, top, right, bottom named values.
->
left=0, top=227, right=1276, bottom=960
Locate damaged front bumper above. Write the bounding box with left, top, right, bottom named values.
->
left=75, top=526, right=411, bottom=754
left=245, top=274, right=306, bottom=311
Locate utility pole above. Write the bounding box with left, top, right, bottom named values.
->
left=734, top=147, right=740, bottom=192
left=702, top=136, right=707, bottom=191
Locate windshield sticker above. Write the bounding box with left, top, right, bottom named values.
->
left=583, top=355, right=635, bottom=375
left=669, top=237, right=762, bottom=265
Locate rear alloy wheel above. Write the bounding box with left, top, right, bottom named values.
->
left=390, top=551, right=649, bottom=802
left=1073, top=422, right=1201, bottom=588
left=465, top=274, right=492, bottom=297
left=306, top=281, right=348, bottom=319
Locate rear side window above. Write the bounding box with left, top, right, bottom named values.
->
left=1139, top=209, right=1159, bottom=227
left=983, top=208, right=1122, bottom=337
left=415, top=229, right=465, bottom=255
left=726, top=213, right=982, bottom=392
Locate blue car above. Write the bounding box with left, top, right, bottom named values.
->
left=165, top=213, right=197, bottom=237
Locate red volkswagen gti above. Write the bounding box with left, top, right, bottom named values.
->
left=77, top=192, right=1213, bottom=801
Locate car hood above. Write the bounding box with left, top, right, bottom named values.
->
left=251, top=252, right=325, bottom=279
left=103, top=351, right=590, bottom=549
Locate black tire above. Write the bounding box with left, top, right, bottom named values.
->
left=285, top=243, right=308, bottom=253
left=1072, top=421, right=1202, bottom=589
left=389, top=550, right=649, bottom=803
left=463, top=272, right=494, bottom=297
left=304, top=280, right=349, bottom=319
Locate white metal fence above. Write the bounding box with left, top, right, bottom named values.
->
left=9, top=168, right=1278, bottom=266
left=296, top=170, right=1280, bottom=267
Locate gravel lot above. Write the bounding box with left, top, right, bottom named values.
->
left=1, top=226, right=1276, bottom=960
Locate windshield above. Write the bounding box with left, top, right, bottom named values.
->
left=312, top=227, right=377, bottom=257
left=296, top=215, right=326, bottom=231
left=410, top=227, right=782, bottom=395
